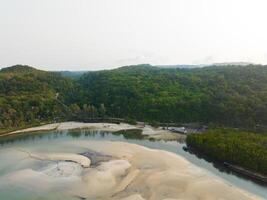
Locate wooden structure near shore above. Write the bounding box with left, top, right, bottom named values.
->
left=223, top=162, right=267, bottom=183
left=184, top=146, right=267, bottom=184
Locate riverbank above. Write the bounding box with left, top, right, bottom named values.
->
left=0, top=140, right=262, bottom=200
left=98, top=141, right=262, bottom=200
left=1, top=121, right=186, bottom=141
left=186, top=130, right=267, bottom=182
left=184, top=146, right=267, bottom=184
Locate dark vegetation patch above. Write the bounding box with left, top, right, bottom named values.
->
left=186, top=129, right=267, bottom=175
left=112, top=129, right=144, bottom=139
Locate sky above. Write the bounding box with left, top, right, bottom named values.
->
left=1, top=0, right=267, bottom=71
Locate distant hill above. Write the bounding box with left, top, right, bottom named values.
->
left=212, top=62, right=253, bottom=66
left=0, top=65, right=43, bottom=74
left=115, top=64, right=157, bottom=71
left=79, top=64, right=267, bottom=127
left=1, top=63, right=267, bottom=130
left=156, top=62, right=254, bottom=69
left=0, top=65, right=82, bottom=130
left=156, top=64, right=204, bottom=69
left=59, top=71, right=88, bottom=79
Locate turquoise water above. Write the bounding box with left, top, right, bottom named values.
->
left=0, top=129, right=266, bottom=199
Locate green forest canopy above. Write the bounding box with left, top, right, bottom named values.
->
left=186, top=129, right=267, bottom=175
left=1, top=64, right=267, bottom=130
left=79, top=64, right=267, bottom=127
left=0, top=65, right=81, bottom=129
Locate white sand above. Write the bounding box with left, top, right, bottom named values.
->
left=33, top=152, right=91, bottom=168
left=0, top=123, right=262, bottom=199
left=16, top=149, right=91, bottom=167
left=3, top=123, right=60, bottom=136
left=80, top=141, right=262, bottom=200
left=1, top=141, right=262, bottom=200
left=7, top=122, right=137, bottom=135
left=119, top=194, right=146, bottom=200
left=5, top=122, right=186, bottom=141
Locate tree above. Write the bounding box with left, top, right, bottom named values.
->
left=99, top=103, right=106, bottom=118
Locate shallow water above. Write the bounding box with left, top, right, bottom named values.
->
left=0, top=129, right=266, bottom=199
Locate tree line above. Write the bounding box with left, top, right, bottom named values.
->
left=1, top=64, right=267, bottom=132
left=186, top=129, right=267, bottom=175
left=78, top=64, right=267, bottom=127
left=0, top=65, right=105, bottom=132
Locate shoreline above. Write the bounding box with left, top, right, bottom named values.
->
left=1, top=140, right=262, bottom=200
left=0, top=122, right=263, bottom=199
left=0, top=121, right=186, bottom=141
left=184, top=146, right=267, bottom=184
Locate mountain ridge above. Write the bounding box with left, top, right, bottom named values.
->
left=0, top=65, right=43, bottom=74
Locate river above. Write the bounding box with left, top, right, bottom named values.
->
left=0, top=129, right=266, bottom=199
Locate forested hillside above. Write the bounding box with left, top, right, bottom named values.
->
left=1, top=64, right=267, bottom=131
left=0, top=65, right=81, bottom=130
left=79, top=64, right=267, bottom=127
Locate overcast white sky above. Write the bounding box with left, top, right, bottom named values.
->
left=1, top=0, right=267, bottom=70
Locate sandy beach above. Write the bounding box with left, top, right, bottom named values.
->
left=77, top=141, right=261, bottom=200
left=0, top=122, right=262, bottom=199
left=3, top=121, right=186, bottom=141
left=1, top=140, right=261, bottom=200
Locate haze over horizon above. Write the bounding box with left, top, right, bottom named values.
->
left=1, top=0, right=267, bottom=71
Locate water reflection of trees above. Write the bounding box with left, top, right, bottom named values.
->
left=185, top=148, right=267, bottom=186
left=0, top=129, right=147, bottom=146
left=0, top=130, right=64, bottom=146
